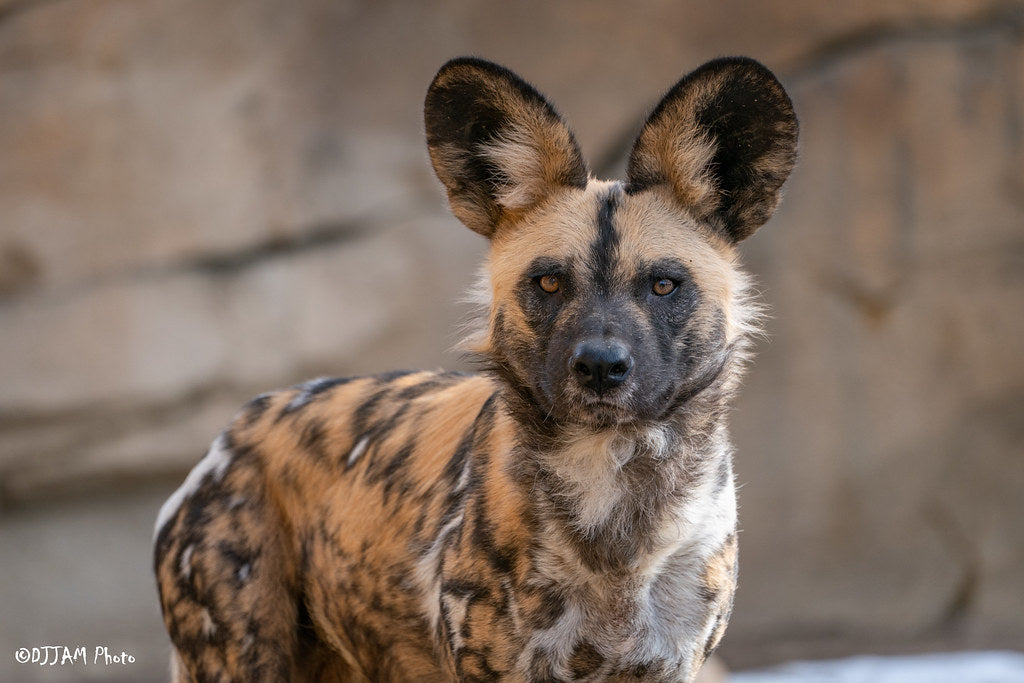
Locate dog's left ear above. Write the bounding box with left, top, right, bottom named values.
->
left=425, top=58, right=589, bottom=238
left=626, top=57, right=798, bottom=242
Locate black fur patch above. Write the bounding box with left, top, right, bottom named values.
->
left=275, top=376, right=355, bottom=421
left=298, top=418, right=331, bottom=466
left=527, top=586, right=567, bottom=630
left=590, top=188, right=621, bottom=295
left=568, top=640, right=606, bottom=678
left=240, top=393, right=273, bottom=426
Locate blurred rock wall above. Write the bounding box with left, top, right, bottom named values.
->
left=1, top=0, right=1021, bottom=678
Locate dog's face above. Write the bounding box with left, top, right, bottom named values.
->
left=425, top=58, right=797, bottom=429
left=485, top=182, right=741, bottom=427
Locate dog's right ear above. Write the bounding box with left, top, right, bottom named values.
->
left=425, top=58, right=589, bottom=238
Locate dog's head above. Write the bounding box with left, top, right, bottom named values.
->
left=425, top=58, right=797, bottom=430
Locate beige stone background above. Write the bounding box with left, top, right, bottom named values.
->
left=1, top=0, right=1022, bottom=680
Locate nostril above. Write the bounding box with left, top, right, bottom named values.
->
left=609, top=361, right=629, bottom=378
left=573, top=360, right=593, bottom=378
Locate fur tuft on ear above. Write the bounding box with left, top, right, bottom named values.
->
left=626, top=57, right=798, bottom=242
left=425, top=58, right=589, bottom=237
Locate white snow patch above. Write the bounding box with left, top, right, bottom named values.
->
left=731, top=651, right=1024, bottom=683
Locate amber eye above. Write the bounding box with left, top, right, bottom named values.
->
left=652, top=278, right=677, bottom=296
left=538, top=274, right=561, bottom=294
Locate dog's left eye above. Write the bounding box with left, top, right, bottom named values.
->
left=537, top=274, right=561, bottom=294
left=652, top=278, right=677, bottom=296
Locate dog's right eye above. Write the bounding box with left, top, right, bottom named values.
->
left=537, top=275, right=561, bottom=294
left=652, top=278, right=677, bottom=296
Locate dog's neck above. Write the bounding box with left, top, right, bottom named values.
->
left=504, top=386, right=735, bottom=578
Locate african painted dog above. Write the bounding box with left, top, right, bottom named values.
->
left=154, top=56, right=798, bottom=681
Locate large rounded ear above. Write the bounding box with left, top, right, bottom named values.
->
left=425, top=58, right=589, bottom=238
left=626, top=57, right=798, bottom=242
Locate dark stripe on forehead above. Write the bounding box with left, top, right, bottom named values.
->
left=591, top=186, right=623, bottom=294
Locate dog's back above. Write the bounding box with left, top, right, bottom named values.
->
left=155, top=57, right=797, bottom=682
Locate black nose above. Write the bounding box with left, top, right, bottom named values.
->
left=570, top=340, right=633, bottom=393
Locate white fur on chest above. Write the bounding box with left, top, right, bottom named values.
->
left=544, top=430, right=634, bottom=534
left=521, top=428, right=737, bottom=669
left=542, top=427, right=736, bottom=565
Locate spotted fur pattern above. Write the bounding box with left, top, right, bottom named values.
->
left=154, top=56, right=797, bottom=682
